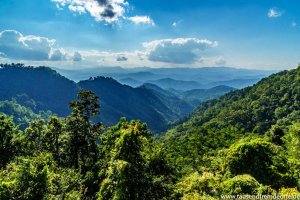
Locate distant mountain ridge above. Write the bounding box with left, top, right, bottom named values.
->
left=55, top=66, right=274, bottom=91
left=146, top=78, right=203, bottom=90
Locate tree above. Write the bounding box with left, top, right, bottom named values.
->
left=0, top=153, right=53, bottom=200
left=0, top=114, right=17, bottom=169
left=66, top=90, right=101, bottom=170
left=221, top=175, right=274, bottom=195
left=98, top=119, right=151, bottom=200
left=69, top=90, right=100, bottom=121
left=177, top=172, right=218, bottom=199
left=66, top=90, right=103, bottom=198
left=284, top=123, right=300, bottom=160
left=225, top=139, right=296, bottom=189
left=23, top=119, right=47, bottom=155
left=45, top=116, right=63, bottom=163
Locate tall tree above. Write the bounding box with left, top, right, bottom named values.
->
left=98, top=119, right=151, bottom=200
left=0, top=114, right=16, bottom=169
left=45, top=116, right=63, bottom=163
left=66, top=90, right=103, bottom=198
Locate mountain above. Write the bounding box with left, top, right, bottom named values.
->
left=141, top=83, right=235, bottom=107
left=116, top=72, right=164, bottom=82
left=204, top=78, right=261, bottom=89
left=171, top=85, right=236, bottom=106
left=0, top=63, right=79, bottom=116
left=168, top=68, right=300, bottom=136
left=147, top=78, right=203, bottom=90
left=164, top=67, right=300, bottom=160
left=0, top=64, right=196, bottom=132
left=78, top=77, right=193, bottom=132
left=56, top=66, right=274, bottom=90
left=0, top=64, right=260, bottom=132
left=0, top=100, right=52, bottom=130
left=2, top=65, right=298, bottom=198
left=159, top=67, right=300, bottom=195
left=118, top=78, right=143, bottom=87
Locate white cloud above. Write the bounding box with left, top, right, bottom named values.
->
left=0, top=30, right=70, bottom=61
left=0, top=30, right=223, bottom=68
left=172, top=20, right=182, bottom=28
left=268, top=8, right=282, bottom=18
left=49, top=49, right=67, bottom=61
left=292, top=21, right=297, bottom=28
left=143, top=38, right=218, bottom=64
left=51, top=0, right=128, bottom=23
left=0, top=30, right=54, bottom=61
left=128, top=16, right=155, bottom=26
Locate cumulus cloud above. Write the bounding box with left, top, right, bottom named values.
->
left=52, top=0, right=128, bottom=23
left=73, top=51, right=82, bottom=61
left=0, top=30, right=56, bottom=61
left=143, top=38, right=218, bottom=64
left=49, top=49, right=66, bottom=61
left=268, top=8, right=282, bottom=18
left=0, top=30, right=70, bottom=61
left=128, top=16, right=155, bottom=26
left=116, top=55, right=128, bottom=61
left=0, top=30, right=223, bottom=68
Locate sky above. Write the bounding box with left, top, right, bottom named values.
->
left=0, top=0, right=300, bottom=70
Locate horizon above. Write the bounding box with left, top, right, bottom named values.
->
left=1, top=63, right=280, bottom=73
left=1, top=0, right=300, bottom=70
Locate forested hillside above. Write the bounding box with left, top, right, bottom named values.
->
left=0, top=63, right=79, bottom=116
left=161, top=67, right=300, bottom=198
left=0, top=99, right=52, bottom=130
left=0, top=64, right=234, bottom=132
left=78, top=77, right=192, bottom=132
left=1, top=66, right=300, bottom=199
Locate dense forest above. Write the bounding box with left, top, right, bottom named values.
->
left=0, top=64, right=233, bottom=132
left=1, top=64, right=300, bottom=199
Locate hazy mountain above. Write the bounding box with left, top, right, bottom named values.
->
left=204, top=78, right=261, bottom=89
left=118, top=78, right=143, bottom=87
left=170, top=85, right=236, bottom=106
left=146, top=78, right=203, bottom=90
left=55, top=66, right=274, bottom=91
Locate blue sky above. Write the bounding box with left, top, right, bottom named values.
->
left=0, top=0, right=300, bottom=70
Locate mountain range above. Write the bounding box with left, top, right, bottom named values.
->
left=0, top=63, right=249, bottom=132
left=55, top=66, right=274, bottom=90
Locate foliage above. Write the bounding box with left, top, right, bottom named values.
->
left=221, top=175, right=264, bottom=195
left=98, top=119, right=150, bottom=200
left=176, top=171, right=219, bottom=198
left=284, top=123, right=300, bottom=160
left=225, top=139, right=296, bottom=189
left=0, top=99, right=51, bottom=130
left=0, top=153, right=53, bottom=200
left=2, top=65, right=300, bottom=199
left=0, top=114, right=17, bottom=169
